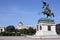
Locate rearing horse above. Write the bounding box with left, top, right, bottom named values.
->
left=42, top=1, right=54, bottom=18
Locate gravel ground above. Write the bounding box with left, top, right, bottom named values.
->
left=0, top=36, right=60, bottom=40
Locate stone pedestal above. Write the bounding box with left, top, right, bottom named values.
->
left=35, top=18, right=57, bottom=36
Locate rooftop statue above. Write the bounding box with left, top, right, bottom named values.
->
left=42, top=1, right=54, bottom=18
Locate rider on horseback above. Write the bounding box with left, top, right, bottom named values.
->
left=42, top=1, right=54, bottom=18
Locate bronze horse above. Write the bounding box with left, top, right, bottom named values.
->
left=42, top=1, right=54, bottom=18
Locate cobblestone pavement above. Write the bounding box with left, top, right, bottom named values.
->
left=0, top=36, right=60, bottom=40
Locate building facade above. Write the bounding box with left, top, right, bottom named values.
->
left=0, top=27, right=5, bottom=32
left=16, top=22, right=36, bottom=30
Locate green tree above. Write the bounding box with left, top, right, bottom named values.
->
left=5, top=25, right=15, bottom=32
left=28, top=27, right=36, bottom=35
left=23, top=29, right=28, bottom=34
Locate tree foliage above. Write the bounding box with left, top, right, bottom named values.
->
left=0, top=25, right=36, bottom=36
left=28, top=27, right=36, bottom=35
left=19, top=27, right=36, bottom=35
left=5, top=25, right=15, bottom=32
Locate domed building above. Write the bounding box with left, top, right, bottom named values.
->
left=16, top=22, right=24, bottom=30
left=16, top=22, right=36, bottom=30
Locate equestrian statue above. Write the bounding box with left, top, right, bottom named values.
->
left=42, top=1, right=54, bottom=18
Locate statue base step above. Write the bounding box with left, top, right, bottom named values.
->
left=27, top=35, right=60, bottom=38
left=35, top=30, right=57, bottom=36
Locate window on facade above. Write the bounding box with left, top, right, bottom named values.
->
left=1, top=29, right=2, bottom=32
left=40, top=26, right=42, bottom=30
left=48, top=26, right=51, bottom=31
left=37, top=25, right=38, bottom=31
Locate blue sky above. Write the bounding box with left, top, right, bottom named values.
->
left=0, top=0, right=60, bottom=27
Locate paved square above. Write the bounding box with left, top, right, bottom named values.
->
left=0, top=36, right=60, bottom=40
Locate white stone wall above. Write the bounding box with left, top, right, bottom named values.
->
left=35, top=23, right=57, bottom=36
left=0, top=27, right=4, bottom=32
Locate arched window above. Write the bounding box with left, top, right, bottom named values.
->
left=40, top=26, right=42, bottom=30
left=1, top=29, right=2, bottom=32
left=48, top=26, right=51, bottom=31
left=37, top=25, right=38, bottom=31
